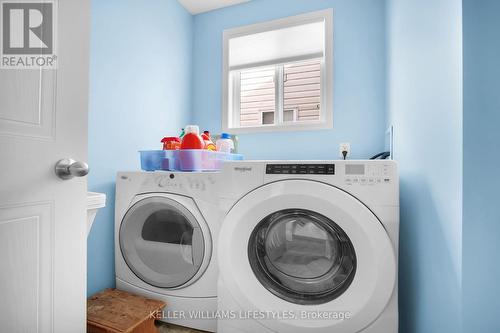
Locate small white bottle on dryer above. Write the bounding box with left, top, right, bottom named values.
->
left=216, top=133, right=234, bottom=153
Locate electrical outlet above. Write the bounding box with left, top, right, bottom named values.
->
left=339, top=143, right=351, bottom=159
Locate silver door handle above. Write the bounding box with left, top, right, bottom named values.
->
left=55, top=159, right=89, bottom=180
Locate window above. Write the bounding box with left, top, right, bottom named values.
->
left=235, top=59, right=321, bottom=127
left=222, top=9, right=333, bottom=133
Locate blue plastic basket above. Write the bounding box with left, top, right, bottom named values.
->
left=138, top=150, right=168, bottom=171
left=139, top=150, right=243, bottom=172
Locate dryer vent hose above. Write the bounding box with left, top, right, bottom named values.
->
left=369, top=151, right=390, bottom=160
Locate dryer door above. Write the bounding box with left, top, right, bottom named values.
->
left=119, top=196, right=206, bottom=288
left=218, top=179, right=396, bottom=333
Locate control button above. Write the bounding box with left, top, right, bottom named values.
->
left=266, top=164, right=335, bottom=175
left=353, top=178, right=359, bottom=183
left=158, top=177, right=167, bottom=187
left=345, top=178, right=352, bottom=183
left=369, top=178, right=374, bottom=183
left=384, top=178, right=390, bottom=183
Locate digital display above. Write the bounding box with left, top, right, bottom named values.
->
left=266, top=164, right=335, bottom=175
left=345, top=164, right=365, bottom=175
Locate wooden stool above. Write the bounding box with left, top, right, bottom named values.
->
left=87, top=288, right=166, bottom=333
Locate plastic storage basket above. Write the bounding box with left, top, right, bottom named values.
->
left=139, top=150, right=168, bottom=171
left=139, top=150, right=243, bottom=172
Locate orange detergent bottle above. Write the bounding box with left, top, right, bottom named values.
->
left=161, top=137, right=181, bottom=150
left=180, top=125, right=204, bottom=149
left=201, top=130, right=216, bottom=151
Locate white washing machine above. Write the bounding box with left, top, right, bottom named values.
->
left=217, top=160, right=399, bottom=333
left=115, top=171, right=220, bottom=332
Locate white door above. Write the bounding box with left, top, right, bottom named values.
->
left=0, top=0, right=90, bottom=332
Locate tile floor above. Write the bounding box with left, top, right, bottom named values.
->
left=155, top=321, right=206, bottom=333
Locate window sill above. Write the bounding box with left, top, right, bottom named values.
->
left=223, top=121, right=333, bottom=134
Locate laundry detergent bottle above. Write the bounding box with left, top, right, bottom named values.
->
left=180, top=125, right=204, bottom=150
left=202, top=131, right=216, bottom=151
left=161, top=137, right=181, bottom=150
left=216, top=133, right=235, bottom=153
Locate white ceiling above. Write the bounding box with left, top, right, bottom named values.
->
left=178, top=0, right=251, bottom=15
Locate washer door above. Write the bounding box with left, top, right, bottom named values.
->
left=248, top=209, right=356, bottom=305
left=218, top=180, right=396, bottom=333
left=120, top=196, right=206, bottom=288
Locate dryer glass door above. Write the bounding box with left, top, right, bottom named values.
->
left=119, top=196, right=205, bottom=288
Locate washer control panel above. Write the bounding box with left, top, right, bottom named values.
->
left=266, top=164, right=335, bottom=175
left=344, top=163, right=392, bottom=185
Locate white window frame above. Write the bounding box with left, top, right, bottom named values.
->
left=283, top=108, right=298, bottom=123
left=222, top=9, right=334, bottom=134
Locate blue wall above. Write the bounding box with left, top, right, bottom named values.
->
left=386, top=0, right=463, bottom=332
left=463, top=1, right=500, bottom=331
left=191, top=0, right=387, bottom=160
left=87, top=0, right=193, bottom=296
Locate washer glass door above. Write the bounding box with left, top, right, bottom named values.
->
left=249, top=209, right=356, bottom=305
left=119, top=196, right=205, bottom=288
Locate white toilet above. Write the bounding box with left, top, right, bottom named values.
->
left=87, top=192, right=106, bottom=236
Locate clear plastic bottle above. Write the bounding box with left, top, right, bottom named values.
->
left=216, top=133, right=234, bottom=153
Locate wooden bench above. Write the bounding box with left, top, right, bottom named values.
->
left=87, top=288, right=166, bottom=333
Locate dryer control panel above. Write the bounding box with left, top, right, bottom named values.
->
left=156, top=173, right=217, bottom=192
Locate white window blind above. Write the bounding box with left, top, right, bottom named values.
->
left=228, top=21, right=324, bottom=70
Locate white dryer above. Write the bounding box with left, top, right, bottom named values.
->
left=115, top=171, right=220, bottom=332
left=217, top=160, right=399, bottom=333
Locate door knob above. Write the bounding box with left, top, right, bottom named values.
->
left=55, top=159, right=89, bottom=180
